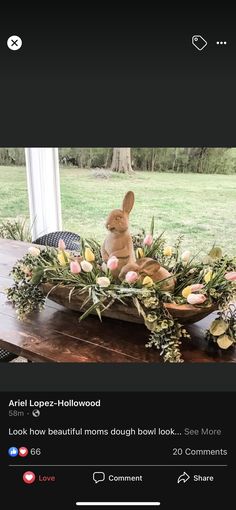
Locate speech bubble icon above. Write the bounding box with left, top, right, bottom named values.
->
left=93, top=471, right=105, bottom=484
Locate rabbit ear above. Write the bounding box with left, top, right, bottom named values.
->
left=122, top=191, right=135, bottom=214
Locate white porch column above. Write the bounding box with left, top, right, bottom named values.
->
left=25, top=148, right=62, bottom=241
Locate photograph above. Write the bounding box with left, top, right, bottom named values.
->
left=0, top=147, right=235, bottom=363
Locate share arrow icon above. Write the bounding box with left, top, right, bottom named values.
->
left=177, top=472, right=190, bottom=484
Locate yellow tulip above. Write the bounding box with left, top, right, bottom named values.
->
left=57, top=251, right=70, bottom=266
left=204, top=270, right=213, bottom=283
left=136, top=247, right=144, bottom=259
left=85, top=248, right=95, bottom=262
left=142, top=276, right=154, bottom=287
left=182, top=286, right=192, bottom=298
left=163, top=246, right=173, bottom=257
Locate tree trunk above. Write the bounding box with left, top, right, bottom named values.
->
left=89, top=148, right=93, bottom=168
left=172, top=147, right=179, bottom=172
left=111, top=148, right=133, bottom=173
left=105, top=148, right=111, bottom=167
left=151, top=148, right=156, bottom=172
left=186, top=147, right=191, bottom=172
left=197, top=148, right=207, bottom=173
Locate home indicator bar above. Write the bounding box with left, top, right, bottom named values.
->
left=75, top=503, right=161, bottom=507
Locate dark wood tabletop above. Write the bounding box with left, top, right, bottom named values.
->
left=0, top=238, right=235, bottom=363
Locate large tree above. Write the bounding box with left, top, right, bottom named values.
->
left=111, top=148, right=133, bottom=173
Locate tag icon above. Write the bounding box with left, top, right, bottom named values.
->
left=192, top=35, right=207, bottom=51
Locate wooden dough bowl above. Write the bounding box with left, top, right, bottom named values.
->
left=41, top=283, right=217, bottom=325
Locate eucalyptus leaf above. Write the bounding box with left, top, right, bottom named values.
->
left=209, top=319, right=228, bottom=336
left=217, top=334, right=233, bottom=349
left=144, top=319, right=157, bottom=332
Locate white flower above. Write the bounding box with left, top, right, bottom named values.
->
left=187, top=293, right=206, bottom=305
left=96, top=276, right=111, bottom=288
left=181, top=250, right=191, bottom=263
left=81, top=260, right=93, bottom=272
left=28, top=246, right=40, bottom=257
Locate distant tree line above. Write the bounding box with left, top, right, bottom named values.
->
left=59, top=147, right=236, bottom=174
left=1, top=147, right=236, bottom=174
left=0, top=148, right=25, bottom=166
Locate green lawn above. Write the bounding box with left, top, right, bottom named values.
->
left=0, top=166, right=236, bottom=256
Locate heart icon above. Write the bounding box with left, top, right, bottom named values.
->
left=19, top=447, right=29, bottom=457
left=23, top=471, right=36, bottom=484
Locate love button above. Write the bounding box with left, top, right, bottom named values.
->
left=23, top=471, right=36, bottom=484
left=39, top=475, right=56, bottom=482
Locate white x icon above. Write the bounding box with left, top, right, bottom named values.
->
left=7, top=35, right=23, bottom=51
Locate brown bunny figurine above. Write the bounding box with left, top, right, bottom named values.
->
left=102, top=191, right=175, bottom=291
left=119, top=258, right=176, bottom=292
left=101, top=191, right=136, bottom=277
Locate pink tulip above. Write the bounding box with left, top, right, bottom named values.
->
left=225, top=271, right=236, bottom=281
left=191, top=283, right=204, bottom=292
left=143, top=234, right=153, bottom=246
left=58, top=239, right=66, bottom=250
left=125, top=271, right=139, bottom=283
left=70, top=261, right=81, bottom=274
left=187, top=293, right=206, bottom=305
left=107, top=256, right=119, bottom=270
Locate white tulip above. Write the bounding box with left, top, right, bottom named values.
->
left=187, top=293, right=206, bottom=305
left=181, top=250, right=191, bottom=263
left=81, top=260, right=93, bottom=272
left=96, top=276, right=111, bottom=288
left=28, top=246, right=40, bottom=257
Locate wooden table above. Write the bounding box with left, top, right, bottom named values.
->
left=0, top=238, right=235, bottom=363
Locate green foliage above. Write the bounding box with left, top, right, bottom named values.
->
left=6, top=230, right=236, bottom=362
left=0, top=148, right=25, bottom=166
left=131, top=147, right=236, bottom=174
left=206, top=305, right=236, bottom=349
left=59, top=148, right=112, bottom=168
left=7, top=254, right=46, bottom=318
left=58, top=147, right=236, bottom=174
left=1, top=147, right=236, bottom=174
left=7, top=283, right=45, bottom=319
left=0, top=218, right=32, bottom=242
